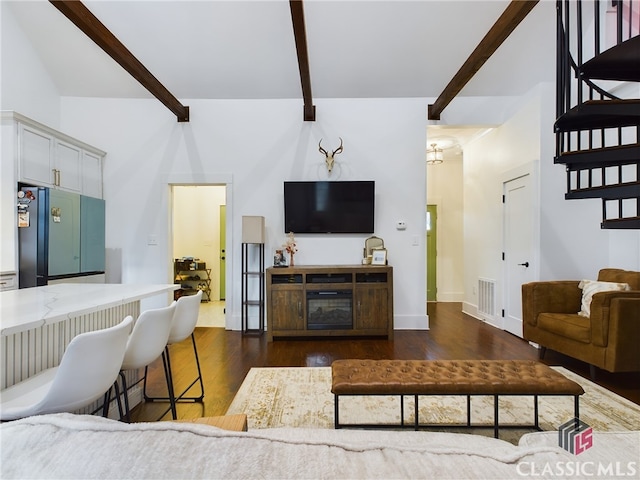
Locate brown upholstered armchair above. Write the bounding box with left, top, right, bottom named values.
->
left=522, top=268, right=640, bottom=378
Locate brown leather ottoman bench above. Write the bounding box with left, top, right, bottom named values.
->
left=331, top=359, right=584, bottom=438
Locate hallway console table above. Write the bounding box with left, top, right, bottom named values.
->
left=266, top=265, right=393, bottom=341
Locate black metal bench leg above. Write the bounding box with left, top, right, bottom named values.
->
left=400, top=395, right=404, bottom=426
left=574, top=395, right=580, bottom=420
left=334, top=395, right=340, bottom=429
left=414, top=395, right=419, bottom=431
left=467, top=395, right=471, bottom=426
left=534, top=394, right=539, bottom=430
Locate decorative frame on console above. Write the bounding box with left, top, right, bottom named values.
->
left=371, top=248, right=387, bottom=265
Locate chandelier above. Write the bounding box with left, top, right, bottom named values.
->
left=426, top=143, right=444, bottom=165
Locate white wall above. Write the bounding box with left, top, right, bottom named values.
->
left=59, top=96, right=429, bottom=330
left=0, top=3, right=60, bottom=127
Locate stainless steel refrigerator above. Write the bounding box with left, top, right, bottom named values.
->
left=18, top=185, right=105, bottom=288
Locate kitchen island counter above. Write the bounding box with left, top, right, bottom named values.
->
left=0, top=283, right=178, bottom=392
left=0, top=283, right=178, bottom=336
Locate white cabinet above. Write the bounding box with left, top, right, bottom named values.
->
left=13, top=112, right=105, bottom=198
left=18, top=123, right=55, bottom=187
left=54, top=139, right=82, bottom=192
left=82, top=150, right=103, bottom=198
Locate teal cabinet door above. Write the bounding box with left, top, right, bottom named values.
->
left=80, top=195, right=105, bottom=272
left=49, top=190, right=80, bottom=276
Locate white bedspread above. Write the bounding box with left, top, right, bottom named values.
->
left=1, top=414, right=637, bottom=479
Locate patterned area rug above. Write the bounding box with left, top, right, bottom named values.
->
left=226, top=366, right=640, bottom=444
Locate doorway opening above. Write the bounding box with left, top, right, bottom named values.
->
left=172, top=185, right=226, bottom=328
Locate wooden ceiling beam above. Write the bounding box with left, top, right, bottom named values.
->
left=50, top=1, right=189, bottom=122
left=290, top=0, right=316, bottom=122
left=428, top=0, right=539, bottom=120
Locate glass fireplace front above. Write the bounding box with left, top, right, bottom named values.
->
left=307, top=290, right=353, bottom=330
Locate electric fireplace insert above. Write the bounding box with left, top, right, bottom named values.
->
left=306, top=290, right=353, bottom=330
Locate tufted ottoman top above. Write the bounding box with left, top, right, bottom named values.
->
left=331, top=359, right=585, bottom=396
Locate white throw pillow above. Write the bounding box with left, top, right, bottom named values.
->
left=577, top=280, right=630, bottom=317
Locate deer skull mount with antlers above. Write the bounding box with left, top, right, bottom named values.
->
left=318, top=137, right=343, bottom=174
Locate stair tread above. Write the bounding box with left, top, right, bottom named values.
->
left=580, top=36, right=640, bottom=82
left=571, top=180, right=640, bottom=189
left=566, top=181, right=640, bottom=200
left=601, top=217, right=640, bottom=230
left=555, top=99, right=640, bottom=131
left=556, top=143, right=640, bottom=167
left=560, top=143, right=640, bottom=155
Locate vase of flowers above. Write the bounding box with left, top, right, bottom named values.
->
left=283, top=232, right=298, bottom=266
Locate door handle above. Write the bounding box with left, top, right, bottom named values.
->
left=518, top=262, right=530, bottom=267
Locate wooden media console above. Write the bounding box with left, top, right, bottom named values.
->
left=266, top=265, right=393, bottom=341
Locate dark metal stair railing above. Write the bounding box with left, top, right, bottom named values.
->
left=555, top=0, right=640, bottom=229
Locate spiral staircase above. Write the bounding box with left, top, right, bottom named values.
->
left=554, top=0, right=640, bottom=229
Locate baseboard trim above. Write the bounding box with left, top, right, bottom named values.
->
left=462, top=301, right=480, bottom=320
left=394, top=314, right=429, bottom=330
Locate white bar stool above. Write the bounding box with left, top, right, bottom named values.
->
left=144, top=290, right=204, bottom=417
left=103, top=302, right=177, bottom=421
left=0, top=316, right=133, bottom=421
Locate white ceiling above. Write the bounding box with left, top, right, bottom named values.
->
left=6, top=1, right=556, bottom=150
left=7, top=0, right=556, bottom=101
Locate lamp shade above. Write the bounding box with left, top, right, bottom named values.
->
left=242, top=216, right=265, bottom=243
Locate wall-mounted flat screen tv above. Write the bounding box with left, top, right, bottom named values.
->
left=284, top=181, right=375, bottom=234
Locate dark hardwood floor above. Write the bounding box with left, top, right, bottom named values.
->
left=131, top=302, right=640, bottom=422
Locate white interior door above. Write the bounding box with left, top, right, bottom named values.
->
left=219, top=205, right=226, bottom=300
left=503, top=174, right=534, bottom=337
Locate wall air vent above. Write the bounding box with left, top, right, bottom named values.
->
left=478, top=278, right=496, bottom=321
